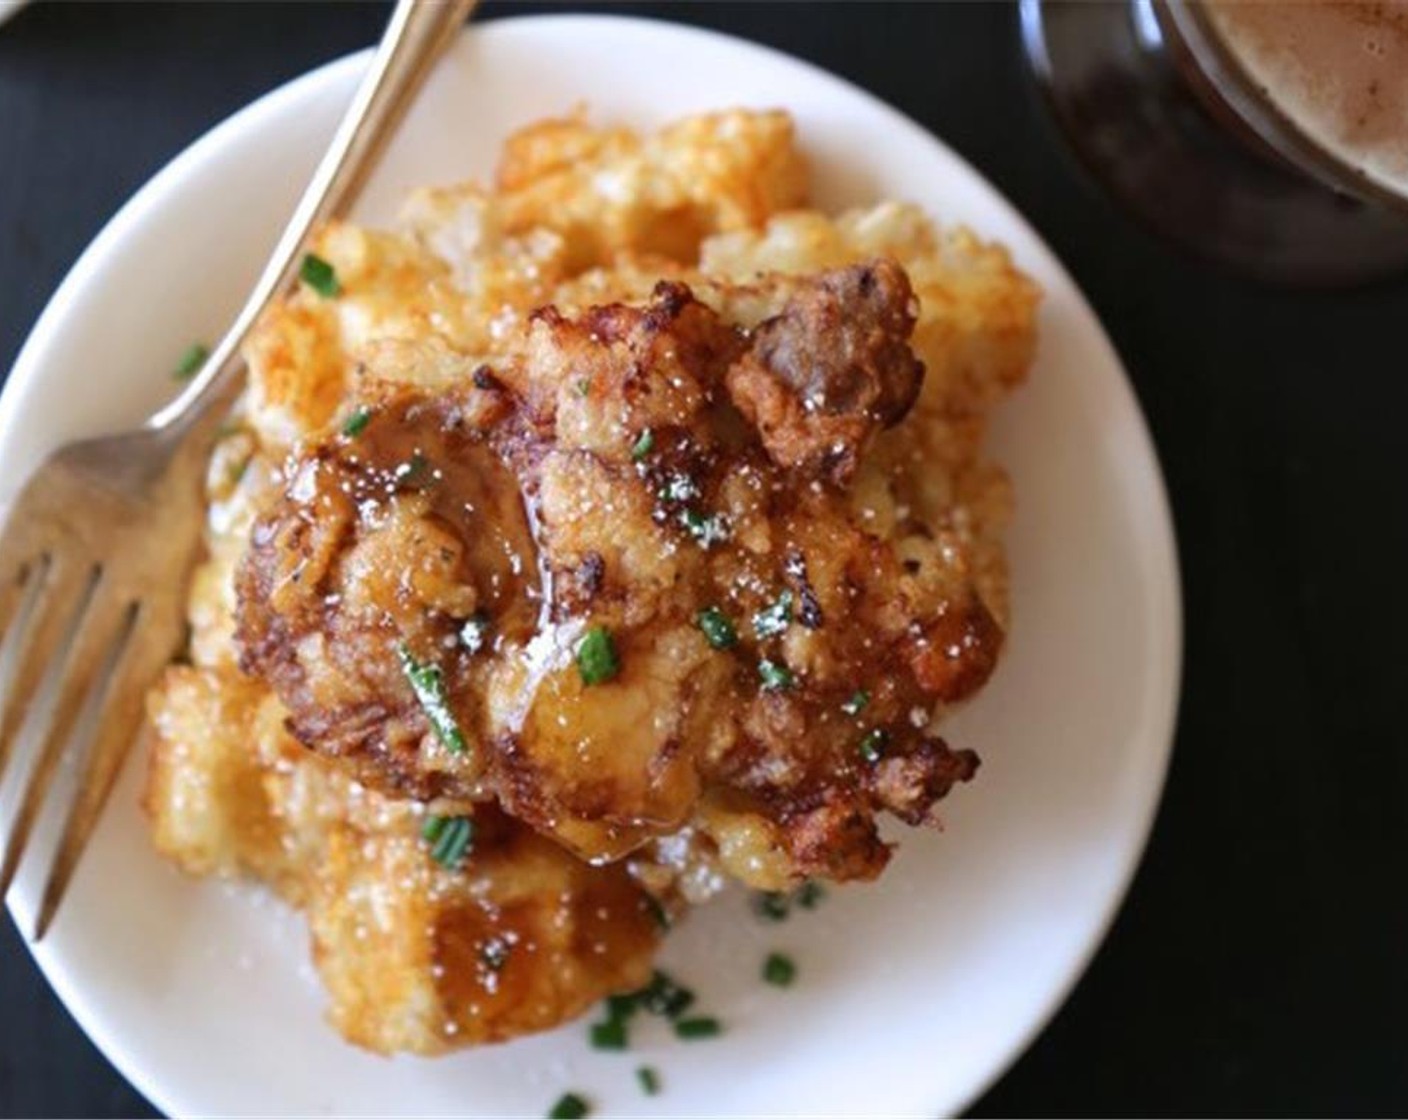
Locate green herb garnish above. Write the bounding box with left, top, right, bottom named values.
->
left=751, top=891, right=790, bottom=922
left=796, top=881, right=825, bottom=910
left=636, top=1066, right=661, bottom=1096
left=636, top=970, right=695, bottom=1019
left=398, top=645, right=466, bottom=753
left=172, top=341, right=209, bottom=381
left=606, top=993, right=639, bottom=1022
left=630, top=429, right=655, bottom=461
left=674, top=1016, right=722, bottom=1040
left=758, top=658, right=795, bottom=692
left=576, top=625, right=620, bottom=686
left=341, top=405, right=372, bottom=438
left=548, top=1093, right=590, bottom=1120
left=680, top=508, right=730, bottom=548
left=422, top=814, right=473, bottom=869
left=696, top=606, right=738, bottom=651
left=752, top=883, right=824, bottom=921
left=841, top=689, right=870, bottom=716
left=763, top=952, right=796, bottom=988
left=299, top=252, right=341, bottom=297
left=574, top=378, right=591, bottom=398
left=589, top=1018, right=628, bottom=1051
left=752, top=591, right=793, bottom=639
left=859, top=728, right=889, bottom=763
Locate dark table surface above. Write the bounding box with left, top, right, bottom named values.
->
left=2, top=2, right=1406, bottom=1117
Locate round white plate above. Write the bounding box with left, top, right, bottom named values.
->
left=0, top=14, right=1181, bottom=1118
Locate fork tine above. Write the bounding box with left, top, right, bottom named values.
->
left=0, top=556, right=90, bottom=790
left=34, top=602, right=160, bottom=941
left=0, top=587, right=126, bottom=907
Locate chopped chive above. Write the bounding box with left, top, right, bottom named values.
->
left=674, top=1016, right=722, bottom=1040
left=751, top=891, right=790, bottom=922
left=460, top=612, right=491, bottom=655
left=655, top=987, right=694, bottom=1020
left=576, top=625, right=620, bottom=686
left=763, top=952, right=796, bottom=987
left=427, top=816, right=473, bottom=870
left=606, top=993, right=639, bottom=1022
left=841, top=689, right=870, bottom=716
left=753, top=884, right=824, bottom=921
left=752, top=591, right=793, bottom=640
left=574, top=378, right=591, bottom=398
left=299, top=252, right=341, bottom=297
left=635, top=970, right=695, bottom=1019
left=172, top=341, right=209, bottom=381
left=696, top=606, right=738, bottom=651
left=421, top=814, right=449, bottom=844
left=548, top=1093, right=590, bottom=1119
left=636, top=1066, right=661, bottom=1096
left=341, top=405, right=372, bottom=438
left=796, top=881, right=825, bottom=910
left=397, top=644, right=466, bottom=753
left=758, top=658, right=795, bottom=692
left=680, top=508, right=730, bottom=547
left=630, top=429, right=655, bottom=461
left=480, top=939, right=509, bottom=971
left=589, top=1017, right=628, bottom=1051
left=859, top=728, right=889, bottom=763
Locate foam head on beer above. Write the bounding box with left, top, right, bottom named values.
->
left=1205, top=0, right=1408, bottom=199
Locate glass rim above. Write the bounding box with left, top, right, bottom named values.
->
left=1158, top=0, right=1408, bottom=215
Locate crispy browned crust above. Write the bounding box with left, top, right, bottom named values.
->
left=235, top=264, right=999, bottom=887
left=725, top=259, right=924, bottom=485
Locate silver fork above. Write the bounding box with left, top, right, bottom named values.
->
left=0, top=0, right=477, bottom=941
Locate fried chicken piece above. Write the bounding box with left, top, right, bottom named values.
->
left=235, top=264, right=998, bottom=888
left=724, top=258, right=923, bottom=484
left=235, top=384, right=537, bottom=800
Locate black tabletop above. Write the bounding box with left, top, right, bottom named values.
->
left=2, top=2, right=1406, bottom=1117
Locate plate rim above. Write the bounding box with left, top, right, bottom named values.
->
left=1, top=12, right=1184, bottom=1117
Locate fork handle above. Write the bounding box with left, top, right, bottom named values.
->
left=148, top=0, right=478, bottom=436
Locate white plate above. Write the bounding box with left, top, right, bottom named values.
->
left=0, top=14, right=1181, bottom=1118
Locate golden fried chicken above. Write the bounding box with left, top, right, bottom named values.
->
left=725, top=258, right=923, bottom=484
left=236, top=261, right=995, bottom=889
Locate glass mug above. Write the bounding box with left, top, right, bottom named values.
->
left=1022, top=0, right=1408, bottom=285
